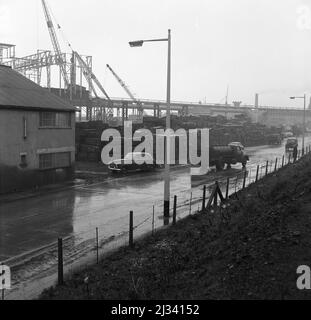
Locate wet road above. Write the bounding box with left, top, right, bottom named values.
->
left=1, top=135, right=310, bottom=297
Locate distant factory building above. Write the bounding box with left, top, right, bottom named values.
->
left=0, top=65, right=76, bottom=194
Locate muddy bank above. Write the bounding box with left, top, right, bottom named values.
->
left=40, top=154, right=311, bottom=300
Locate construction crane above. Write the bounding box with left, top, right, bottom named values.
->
left=106, top=64, right=138, bottom=103
left=74, top=51, right=113, bottom=118
left=75, top=52, right=110, bottom=101
left=41, top=0, right=113, bottom=119
left=106, top=64, right=143, bottom=116
left=41, top=0, right=70, bottom=88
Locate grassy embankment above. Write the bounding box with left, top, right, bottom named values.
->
left=40, top=155, right=311, bottom=300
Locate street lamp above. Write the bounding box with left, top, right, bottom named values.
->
left=129, top=30, right=172, bottom=218
left=290, top=94, right=306, bottom=155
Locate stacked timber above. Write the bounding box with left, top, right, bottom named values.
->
left=76, top=122, right=109, bottom=162
left=75, top=115, right=282, bottom=163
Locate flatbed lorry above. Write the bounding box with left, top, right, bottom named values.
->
left=210, top=143, right=249, bottom=170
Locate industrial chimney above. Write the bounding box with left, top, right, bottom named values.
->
left=255, top=93, right=259, bottom=108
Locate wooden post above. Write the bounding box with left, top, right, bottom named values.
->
left=243, top=170, right=247, bottom=189
left=152, top=206, right=155, bottom=236
left=213, top=182, right=218, bottom=206
left=58, top=238, right=64, bottom=286
left=274, top=158, right=278, bottom=172
left=173, top=196, right=177, bottom=225
left=265, top=160, right=269, bottom=176
left=255, top=165, right=259, bottom=182
left=282, top=155, right=284, bottom=168
left=129, top=211, right=134, bottom=248
left=96, top=228, right=99, bottom=264
left=226, top=178, right=230, bottom=199
left=202, top=185, right=206, bottom=210
left=189, top=192, right=193, bottom=215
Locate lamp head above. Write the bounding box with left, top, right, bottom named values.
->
left=129, top=41, right=144, bottom=47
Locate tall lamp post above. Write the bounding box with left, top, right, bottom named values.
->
left=290, top=94, right=306, bottom=155
left=129, top=30, right=172, bottom=218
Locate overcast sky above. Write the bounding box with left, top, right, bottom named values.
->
left=1, top=0, right=311, bottom=107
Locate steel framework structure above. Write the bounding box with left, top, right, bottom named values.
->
left=3, top=47, right=115, bottom=122
left=4, top=50, right=92, bottom=93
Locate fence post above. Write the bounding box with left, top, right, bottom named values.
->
left=282, top=155, right=284, bottom=167
left=265, top=160, right=269, bottom=176
left=202, top=185, right=206, bottom=211
left=274, top=158, right=278, bottom=172
left=173, top=196, right=177, bottom=225
left=129, top=211, right=134, bottom=248
left=226, top=178, right=230, bottom=199
left=243, top=170, right=247, bottom=189
left=152, top=206, right=155, bottom=236
left=58, top=238, right=64, bottom=286
left=214, top=182, right=218, bottom=206
left=189, top=192, right=193, bottom=215
left=96, top=228, right=99, bottom=264
left=255, top=165, right=259, bottom=182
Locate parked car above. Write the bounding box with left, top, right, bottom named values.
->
left=285, top=138, right=298, bottom=151
left=108, top=152, right=156, bottom=173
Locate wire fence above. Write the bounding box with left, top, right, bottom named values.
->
left=2, top=144, right=311, bottom=300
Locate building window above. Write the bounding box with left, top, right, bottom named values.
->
left=39, top=112, right=71, bottom=128
left=39, top=152, right=71, bottom=170
left=20, top=153, right=28, bottom=169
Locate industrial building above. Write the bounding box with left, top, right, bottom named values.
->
left=0, top=65, right=76, bottom=194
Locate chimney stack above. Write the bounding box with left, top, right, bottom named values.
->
left=255, top=93, right=259, bottom=108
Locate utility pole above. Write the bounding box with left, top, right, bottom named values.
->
left=164, top=29, right=172, bottom=218
left=129, top=29, right=172, bottom=219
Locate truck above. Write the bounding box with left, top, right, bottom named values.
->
left=285, top=138, right=298, bottom=152
left=210, top=142, right=249, bottom=171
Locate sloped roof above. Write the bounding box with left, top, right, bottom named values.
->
left=0, top=65, right=75, bottom=111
